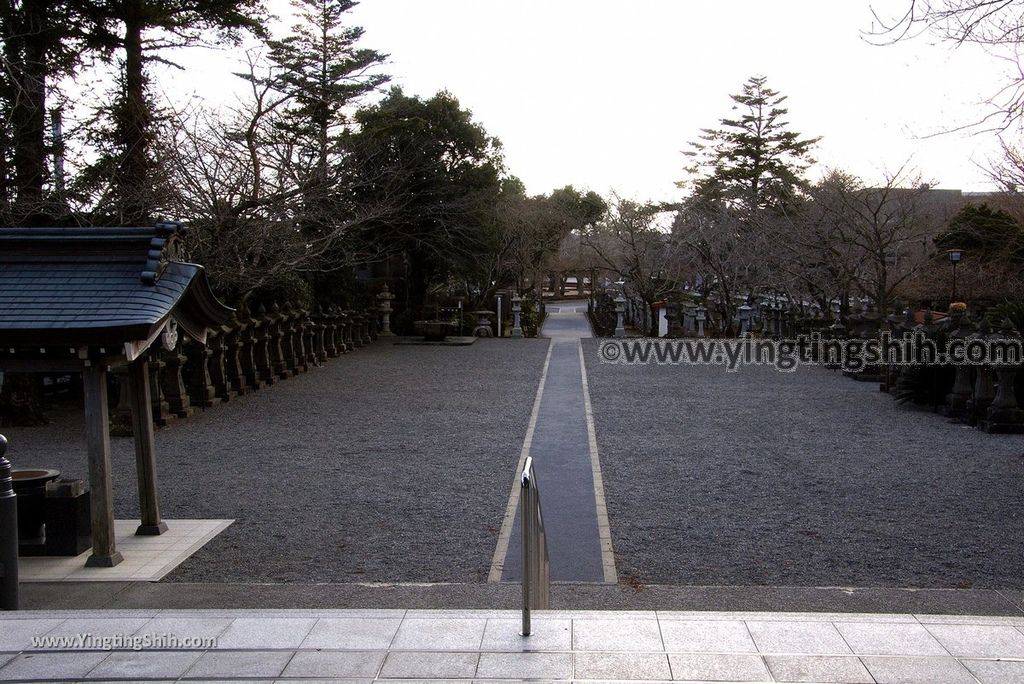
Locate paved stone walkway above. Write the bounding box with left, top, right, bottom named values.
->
left=499, top=303, right=614, bottom=583
left=2, top=608, right=1024, bottom=682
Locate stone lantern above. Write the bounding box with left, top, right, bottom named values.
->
left=981, top=318, right=1024, bottom=433
left=376, top=284, right=395, bottom=337
left=738, top=304, right=752, bottom=336
left=511, top=294, right=524, bottom=338
left=695, top=306, right=707, bottom=338
left=666, top=300, right=684, bottom=337
left=614, top=295, right=626, bottom=338
left=758, top=302, right=770, bottom=334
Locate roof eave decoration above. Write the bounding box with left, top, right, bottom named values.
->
left=140, top=221, right=181, bottom=285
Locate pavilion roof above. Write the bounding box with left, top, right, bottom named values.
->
left=0, top=223, right=232, bottom=353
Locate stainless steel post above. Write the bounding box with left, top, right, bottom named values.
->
left=0, top=434, right=19, bottom=610
left=520, top=457, right=533, bottom=636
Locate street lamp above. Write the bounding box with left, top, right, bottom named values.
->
left=947, top=248, right=964, bottom=303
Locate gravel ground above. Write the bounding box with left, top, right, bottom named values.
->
left=582, top=338, right=1024, bottom=589
left=2, top=339, right=549, bottom=583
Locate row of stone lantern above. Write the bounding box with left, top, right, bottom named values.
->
left=940, top=311, right=1022, bottom=434
left=113, top=301, right=380, bottom=429
left=873, top=308, right=1024, bottom=434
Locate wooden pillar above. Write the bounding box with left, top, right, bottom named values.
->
left=128, top=358, right=167, bottom=536
left=83, top=364, right=123, bottom=567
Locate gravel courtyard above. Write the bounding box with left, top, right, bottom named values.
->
left=582, top=337, right=1024, bottom=589
left=5, top=333, right=1024, bottom=589
left=2, top=339, right=549, bottom=583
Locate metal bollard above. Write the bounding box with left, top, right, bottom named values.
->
left=521, top=460, right=534, bottom=636
left=520, top=456, right=550, bottom=636
left=0, top=434, right=19, bottom=610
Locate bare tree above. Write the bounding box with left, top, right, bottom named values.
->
left=671, top=204, right=765, bottom=333
left=495, top=192, right=577, bottom=295
left=814, top=166, right=941, bottom=313
left=869, top=0, right=1024, bottom=131
left=159, top=55, right=408, bottom=302
left=773, top=171, right=866, bottom=315
left=584, top=195, right=686, bottom=335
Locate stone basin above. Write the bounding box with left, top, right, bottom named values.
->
left=414, top=320, right=458, bottom=341
left=12, top=468, right=61, bottom=543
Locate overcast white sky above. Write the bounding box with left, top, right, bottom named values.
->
left=161, top=0, right=1016, bottom=203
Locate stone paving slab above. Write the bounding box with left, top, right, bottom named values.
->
left=0, top=608, right=1022, bottom=682
left=19, top=519, right=233, bottom=582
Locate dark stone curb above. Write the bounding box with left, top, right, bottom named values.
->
left=18, top=581, right=1024, bottom=615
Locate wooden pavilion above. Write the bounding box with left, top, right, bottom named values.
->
left=0, top=222, right=232, bottom=567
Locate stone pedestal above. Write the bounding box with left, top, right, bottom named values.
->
left=148, top=351, right=173, bottom=427
left=186, top=340, right=221, bottom=409
left=968, top=366, right=996, bottom=425
left=377, top=286, right=395, bottom=337
left=250, top=316, right=273, bottom=388
left=269, top=304, right=292, bottom=380
left=110, top=369, right=134, bottom=436
left=207, top=330, right=237, bottom=403
left=981, top=368, right=1024, bottom=433
left=226, top=323, right=252, bottom=395
left=162, top=349, right=193, bottom=418
left=511, top=296, right=523, bottom=338
left=944, top=365, right=973, bottom=422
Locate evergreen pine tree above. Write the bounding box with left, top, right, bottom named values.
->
left=266, top=0, right=388, bottom=178
left=681, top=75, right=819, bottom=214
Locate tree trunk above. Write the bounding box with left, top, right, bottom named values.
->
left=9, top=0, right=49, bottom=223
left=119, top=1, right=151, bottom=224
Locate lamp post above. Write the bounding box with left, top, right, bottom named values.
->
left=947, top=248, right=964, bottom=303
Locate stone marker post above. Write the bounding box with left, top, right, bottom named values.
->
left=614, top=295, right=626, bottom=338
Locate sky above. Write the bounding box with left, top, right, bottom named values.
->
left=158, top=0, right=1017, bottom=204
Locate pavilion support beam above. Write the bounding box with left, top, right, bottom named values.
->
left=83, top=364, right=123, bottom=568
left=128, top=358, right=167, bottom=536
